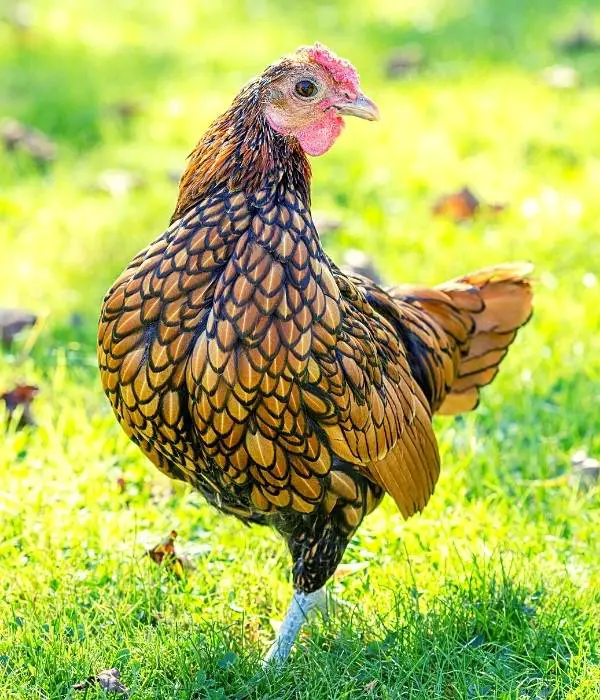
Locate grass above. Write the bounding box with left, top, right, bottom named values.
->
left=1, top=0, right=599, bottom=697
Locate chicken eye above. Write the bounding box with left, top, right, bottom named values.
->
left=294, top=79, right=319, bottom=99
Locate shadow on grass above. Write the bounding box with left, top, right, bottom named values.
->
left=121, top=559, right=590, bottom=698
left=3, top=561, right=587, bottom=699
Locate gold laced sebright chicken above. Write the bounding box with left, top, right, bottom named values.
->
left=98, top=43, right=533, bottom=662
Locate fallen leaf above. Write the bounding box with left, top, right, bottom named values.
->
left=432, top=187, right=480, bottom=221
left=73, top=668, right=128, bottom=694
left=1, top=120, right=56, bottom=164
left=541, top=65, right=579, bottom=90
left=386, top=44, right=425, bottom=78
left=432, top=187, right=506, bottom=222
left=1, top=384, right=39, bottom=428
left=341, top=249, right=383, bottom=284
left=0, top=308, right=37, bottom=347
left=364, top=679, right=378, bottom=694
left=146, top=530, right=185, bottom=579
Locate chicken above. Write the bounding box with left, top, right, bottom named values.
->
left=98, top=43, right=533, bottom=662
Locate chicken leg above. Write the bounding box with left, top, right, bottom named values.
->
left=263, top=587, right=327, bottom=664
left=263, top=511, right=354, bottom=664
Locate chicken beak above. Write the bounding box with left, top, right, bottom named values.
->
left=335, top=93, right=380, bottom=121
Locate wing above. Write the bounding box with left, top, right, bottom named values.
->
left=366, top=278, right=473, bottom=414
left=345, top=262, right=532, bottom=516
left=307, top=268, right=441, bottom=518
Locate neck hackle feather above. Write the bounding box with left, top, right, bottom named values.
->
left=172, top=63, right=312, bottom=223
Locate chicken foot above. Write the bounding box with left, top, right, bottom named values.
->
left=263, top=587, right=327, bottom=664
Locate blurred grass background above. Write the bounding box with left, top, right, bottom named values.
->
left=0, top=0, right=599, bottom=698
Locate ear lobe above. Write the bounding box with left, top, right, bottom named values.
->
left=264, top=87, right=284, bottom=103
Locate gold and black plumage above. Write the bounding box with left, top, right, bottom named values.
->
left=98, top=44, right=533, bottom=659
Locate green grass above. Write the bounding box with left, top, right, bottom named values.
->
left=1, top=0, right=599, bottom=697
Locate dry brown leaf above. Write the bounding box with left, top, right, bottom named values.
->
left=432, top=187, right=480, bottom=221
left=1, top=383, right=39, bottom=428
left=73, top=668, right=128, bottom=694
left=146, top=530, right=185, bottom=579
left=1, top=120, right=56, bottom=163
left=432, top=187, right=506, bottom=222
left=0, top=308, right=37, bottom=347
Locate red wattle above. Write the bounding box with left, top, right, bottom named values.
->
left=294, top=110, right=344, bottom=156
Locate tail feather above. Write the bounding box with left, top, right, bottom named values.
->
left=435, top=262, right=533, bottom=414
left=366, top=262, right=533, bottom=416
